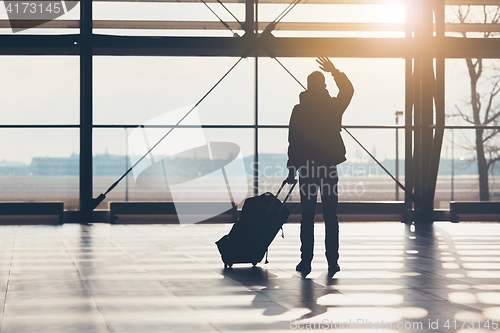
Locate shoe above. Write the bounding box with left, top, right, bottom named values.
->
left=296, top=260, right=311, bottom=276
left=327, top=264, right=340, bottom=278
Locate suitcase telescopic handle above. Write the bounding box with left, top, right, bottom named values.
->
left=277, top=179, right=297, bottom=205
left=267, top=178, right=298, bottom=214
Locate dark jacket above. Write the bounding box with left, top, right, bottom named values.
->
left=287, top=71, right=354, bottom=170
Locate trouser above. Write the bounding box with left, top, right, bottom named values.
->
left=298, top=166, right=339, bottom=266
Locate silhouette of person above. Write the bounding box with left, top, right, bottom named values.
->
left=285, top=57, right=354, bottom=278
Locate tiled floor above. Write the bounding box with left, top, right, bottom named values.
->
left=0, top=222, right=500, bottom=333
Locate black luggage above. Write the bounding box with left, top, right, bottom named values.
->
left=216, top=179, right=297, bottom=268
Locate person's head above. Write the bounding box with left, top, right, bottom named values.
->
left=307, top=71, right=326, bottom=92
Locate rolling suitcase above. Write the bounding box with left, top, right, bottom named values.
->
left=216, top=179, right=297, bottom=268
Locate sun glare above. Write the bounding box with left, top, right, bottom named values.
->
left=374, top=4, right=406, bottom=23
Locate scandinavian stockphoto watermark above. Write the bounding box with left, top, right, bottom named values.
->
left=256, top=162, right=374, bottom=199
left=290, top=318, right=499, bottom=330
left=290, top=319, right=424, bottom=330
left=128, top=106, right=249, bottom=225
left=4, top=0, right=79, bottom=32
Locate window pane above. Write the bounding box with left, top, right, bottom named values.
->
left=258, top=58, right=405, bottom=126
left=0, top=128, right=79, bottom=209
left=93, top=2, right=244, bottom=37
left=93, top=128, right=254, bottom=209
left=436, top=129, right=500, bottom=205
left=0, top=56, right=79, bottom=124
left=343, top=128, right=405, bottom=202
left=446, top=59, right=500, bottom=125
left=445, top=5, right=500, bottom=39
left=258, top=128, right=406, bottom=202
left=263, top=3, right=405, bottom=38
left=444, top=58, right=500, bottom=203
left=94, top=57, right=254, bottom=125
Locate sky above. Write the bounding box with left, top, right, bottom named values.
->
left=0, top=2, right=494, bottom=165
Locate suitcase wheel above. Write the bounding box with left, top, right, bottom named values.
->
left=252, top=262, right=257, bottom=266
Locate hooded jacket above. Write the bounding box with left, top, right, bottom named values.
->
left=287, top=71, right=354, bottom=170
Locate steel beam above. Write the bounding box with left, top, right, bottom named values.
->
left=93, top=0, right=500, bottom=4
left=411, top=0, right=436, bottom=223
left=403, top=0, right=414, bottom=223
left=245, top=0, right=254, bottom=34
left=3, top=20, right=500, bottom=33
left=80, top=0, right=93, bottom=223
left=424, top=0, right=446, bottom=222
left=421, top=0, right=436, bottom=222
left=1, top=35, right=500, bottom=58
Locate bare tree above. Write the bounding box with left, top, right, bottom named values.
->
left=451, top=5, right=500, bottom=201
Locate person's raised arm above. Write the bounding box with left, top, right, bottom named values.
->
left=317, top=57, right=354, bottom=114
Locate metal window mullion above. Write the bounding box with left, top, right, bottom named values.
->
left=253, top=0, right=259, bottom=197
left=254, top=55, right=259, bottom=197
left=404, top=0, right=415, bottom=222
left=80, top=0, right=93, bottom=223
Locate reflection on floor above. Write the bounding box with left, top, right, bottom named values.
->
left=0, top=222, right=500, bottom=332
